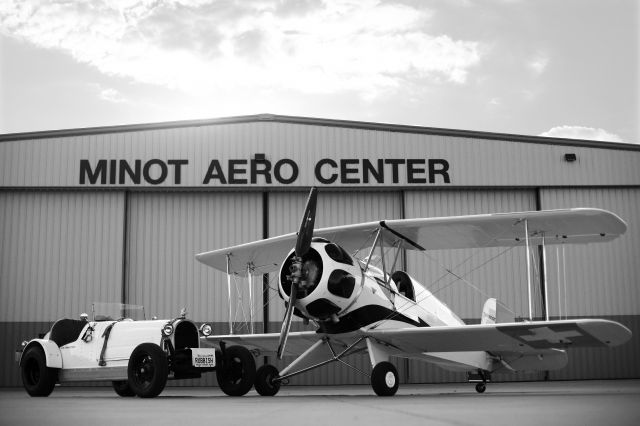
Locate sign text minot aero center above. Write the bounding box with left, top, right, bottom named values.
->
left=79, top=155, right=451, bottom=186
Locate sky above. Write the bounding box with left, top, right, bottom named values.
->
left=0, top=0, right=638, bottom=143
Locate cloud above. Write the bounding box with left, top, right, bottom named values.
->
left=540, top=125, right=624, bottom=143
left=0, top=0, right=483, bottom=98
left=99, top=87, right=128, bottom=103
left=527, top=53, right=549, bottom=76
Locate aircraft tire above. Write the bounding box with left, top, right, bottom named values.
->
left=371, top=362, right=399, bottom=396
left=127, top=343, right=168, bottom=398
left=255, top=364, right=281, bottom=396
left=112, top=380, right=136, bottom=397
left=475, top=383, right=486, bottom=393
left=21, top=345, right=58, bottom=397
left=216, top=345, right=256, bottom=396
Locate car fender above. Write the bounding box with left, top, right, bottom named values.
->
left=21, top=340, right=63, bottom=369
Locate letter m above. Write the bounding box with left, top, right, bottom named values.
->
left=80, top=159, right=107, bottom=184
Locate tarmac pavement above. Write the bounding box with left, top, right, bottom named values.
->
left=1, top=380, right=639, bottom=426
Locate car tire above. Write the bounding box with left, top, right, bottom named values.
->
left=371, top=362, right=399, bottom=396
left=255, top=364, right=281, bottom=396
left=127, top=343, right=168, bottom=398
left=216, top=345, right=256, bottom=396
left=112, top=380, right=135, bottom=397
left=21, top=345, right=58, bottom=397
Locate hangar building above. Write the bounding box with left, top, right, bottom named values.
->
left=1, top=114, right=638, bottom=387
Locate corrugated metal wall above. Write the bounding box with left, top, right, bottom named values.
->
left=126, top=191, right=263, bottom=323
left=539, top=188, right=640, bottom=379
left=0, top=190, right=124, bottom=386
left=2, top=120, right=640, bottom=188
left=403, top=189, right=542, bottom=383
left=0, top=191, right=124, bottom=321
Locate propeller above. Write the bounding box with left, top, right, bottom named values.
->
left=277, top=187, right=318, bottom=359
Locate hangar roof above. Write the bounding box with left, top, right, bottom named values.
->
left=0, top=113, right=638, bottom=152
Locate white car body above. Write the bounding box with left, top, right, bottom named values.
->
left=17, top=305, right=218, bottom=397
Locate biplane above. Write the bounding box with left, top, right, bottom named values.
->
left=196, top=188, right=632, bottom=396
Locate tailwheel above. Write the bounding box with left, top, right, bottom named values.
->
left=255, top=364, right=281, bottom=396
left=371, top=362, right=399, bottom=396
left=216, top=345, right=256, bottom=396
left=475, top=383, right=486, bottom=393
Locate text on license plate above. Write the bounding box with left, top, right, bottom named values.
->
left=192, top=349, right=216, bottom=368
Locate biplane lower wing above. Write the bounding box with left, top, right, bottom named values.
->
left=364, top=319, right=632, bottom=354
left=202, top=319, right=631, bottom=359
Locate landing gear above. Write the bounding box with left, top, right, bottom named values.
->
left=255, top=364, right=281, bottom=396
left=468, top=369, right=490, bottom=394
left=371, top=362, right=399, bottom=396
left=216, top=345, right=256, bottom=396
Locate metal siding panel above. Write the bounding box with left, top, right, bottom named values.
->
left=539, top=188, right=640, bottom=317
left=403, top=189, right=540, bottom=383
left=126, top=192, right=262, bottom=324
left=0, top=191, right=124, bottom=322
left=539, top=188, right=640, bottom=380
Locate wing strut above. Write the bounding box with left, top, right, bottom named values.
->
left=226, top=254, right=233, bottom=335
left=524, top=219, right=533, bottom=321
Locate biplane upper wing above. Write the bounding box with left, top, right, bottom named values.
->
left=196, top=208, right=626, bottom=276
left=200, top=319, right=632, bottom=357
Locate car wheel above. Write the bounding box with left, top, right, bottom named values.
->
left=127, top=343, right=168, bottom=398
left=371, top=362, right=399, bottom=396
left=112, top=380, right=135, bottom=397
left=216, top=346, right=256, bottom=396
left=255, top=364, right=281, bottom=396
left=21, top=346, right=58, bottom=397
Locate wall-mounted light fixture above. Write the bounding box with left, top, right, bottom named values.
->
left=564, top=153, right=577, bottom=162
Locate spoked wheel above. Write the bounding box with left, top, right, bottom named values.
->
left=255, top=364, right=281, bottom=396
left=21, top=346, right=57, bottom=397
left=127, top=343, right=168, bottom=398
left=371, top=362, right=399, bottom=396
left=112, top=380, right=135, bottom=397
left=475, top=383, right=486, bottom=393
left=216, top=346, right=256, bottom=396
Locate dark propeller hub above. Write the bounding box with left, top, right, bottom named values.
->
left=280, top=249, right=323, bottom=298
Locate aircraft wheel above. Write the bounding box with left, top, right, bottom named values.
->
left=475, top=383, right=486, bottom=393
left=21, top=346, right=58, bottom=397
left=127, top=343, right=168, bottom=398
left=371, top=362, right=399, bottom=396
left=255, top=364, right=281, bottom=396
left=216, top=346, right=256, bottom=396
left=112, top=380, right=135, bottom=397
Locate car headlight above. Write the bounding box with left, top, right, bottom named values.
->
left=200, top=323, right=212, bottom=337
left=162, top=323, right=174, bottom=337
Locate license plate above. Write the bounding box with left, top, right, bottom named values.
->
left=191, top=349, right=216, bottom=368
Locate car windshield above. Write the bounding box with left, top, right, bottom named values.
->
left=92, top=303, right=145, bottom=321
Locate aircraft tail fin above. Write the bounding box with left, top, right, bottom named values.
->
left=481, top=298, right=513, bottom=324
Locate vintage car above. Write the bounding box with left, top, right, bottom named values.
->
left=16, top=303, right=256, bottom=398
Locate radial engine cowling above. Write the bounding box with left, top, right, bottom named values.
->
left=279, top=239, right=362, bottom=321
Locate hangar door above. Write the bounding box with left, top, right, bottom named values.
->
left=540, top=188, right=640, bottom=380
left=0, top=191, right=125, bottom=386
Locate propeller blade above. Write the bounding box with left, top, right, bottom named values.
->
left=277, top=187, right=318, bottom=359
left=295, top=187, right=318, bottom=258
left=277, top=282, right=298, bottom=359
